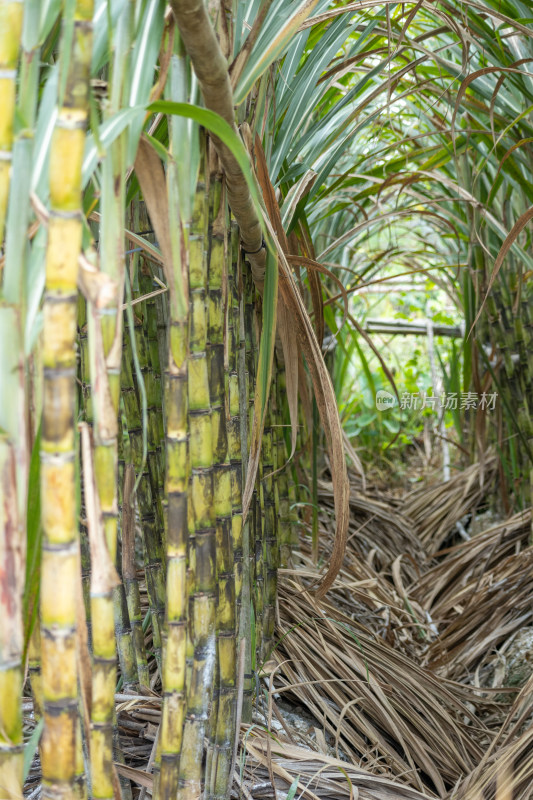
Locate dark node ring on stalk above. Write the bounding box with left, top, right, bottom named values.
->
left=242, top=237, right=266, bottom=257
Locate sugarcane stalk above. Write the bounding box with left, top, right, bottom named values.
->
left=275, top=372, right=292, bottom=569
left=177, top=159, right=217, bottom=800
left=88, top=37, right=134, bottom=798
left=2, top=0, right=40, bottom=307
left=27, top=624, right=44, bottom=719
left=169, top=0, right=267, bottom=290
left=0, top=435, right=24, bottom=799
left=159, top=306, right=189, bottom=798
left=158, top=53, right=199, bottom=796
left=39, top=5, right=92, bottom=797
left=205, top=173, right=237, bottom=800
left=0, top=0, right=23, bottom=247
left=82, top=0, right=135, bottom=784
left=82, top=296, right=138, bottom=698
left=97, top=384, right=138, bottom=703
left=226, top=219, right=252, bottom=712
left=158, top=142, right=192, bottom=794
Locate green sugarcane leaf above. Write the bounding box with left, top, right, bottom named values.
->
left=82, top=107, right=145, bottom=187
left=126, top=0, right=165, bottom=165
left=39, top=0, right=61, bottom=42
left=242, top=246, right=278, bottom=519
left=286, top=776, right=300, bottom=799
left=233, top=0, right=322, bottom=106
left=257, top=247, right=279, bottom=417
left=24, top=227, right=46, bottom=355
left=23, top=423, right=42, bottom=665
left=144, top=132, right=169, bottom=163
left=24, top=718, right=44, bottom=782
left=31, top=64, right=59, bottom=199
left=147, top=100, right=266, bottom=229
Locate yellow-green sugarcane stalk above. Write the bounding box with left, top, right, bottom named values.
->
left=205, top=176, right=237, bottom=800
left=78, top=297, right=94, bottom=646
left=39, top=4, right=92, bottom=798
left=84, top=311, right=138, bottom=696
left=158, top=80, right=195, bottom=796
left=159, top=311, right=189, bottom=799
left=87, top=0, right=139, bottom=784
left=0, top=435, right=24, bottom=799
left=158, top=147, right=192, bottom=797
left=0, top=0, right=23, bottom=247
left=27, top=624, right=44, bottom=720
left=226, top=220, right=247, bottom=692
left=87, top=268, right=122, bottom=799
left=177, top=167, right=217, bottom=800
left=275, top=373, right=292, bottom=569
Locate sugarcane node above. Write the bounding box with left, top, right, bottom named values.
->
left=42, top=365, right=77, bottom=378
left=41, top=697, right=78, bottom=714
left=41, top=539, right=77, bottom=553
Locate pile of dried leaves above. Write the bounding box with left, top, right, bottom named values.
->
left=239, top=465, right=533, bottom=800
left=23, top=464, right=533, bottom=799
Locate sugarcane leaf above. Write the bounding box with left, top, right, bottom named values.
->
left=23, top=718, right=44, bottom=782
left=126, top=0, right=166, bottom=165
left=242, top=246, right=279, bottom=520
left=123, top=266, right=149, bottom=496
left=286, top=776, right=300, bottom=800
left=147, top=100, right=265, bottom=227
left=254, top=135, right=299, bottom=462
left=233, top=0, right=323, bottom=106
left=469, top=205, right=533, bottom=337
left=134, top=136, right=177, bottom=310
left=24, top=226, right=47, bottom=355
left=91, top=0, right=125, bottom=72
left=31, top=64, right=58, bottom=199
left=259, top=214, right=350, bottom=599
left=144, top=132, right=169, bottom=163
left=57, top=0, right=76, bottom=108
left=23, top=423, right=42, bottom=664
left=39, top=0, right=61, bottom=42
left=3, top=135, right=34, bottom=304
left=0, top=307, right=25, bottom=455
left=114, top=763, right=153, bottom=789
left=82, top=107, right=145, bottom=188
